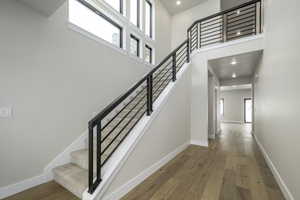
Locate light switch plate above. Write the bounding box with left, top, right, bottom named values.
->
left=0, top=107, right=12, bottom=118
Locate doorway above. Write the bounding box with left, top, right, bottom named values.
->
left=244, top=98, right=252, bottom=123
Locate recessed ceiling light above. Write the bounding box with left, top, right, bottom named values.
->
left=231, top=59, right=237, bottom=65
left=176, top=1, right=181, bottom=5
left=236, top=10, right=240, bottom=15
left=237, top=31, right=241, bottom=35
left=232, top=73, right=237, bottom=78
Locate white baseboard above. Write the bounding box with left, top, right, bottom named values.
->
left=0, top=173, right=51, bottom=199
left=254, top=135, right=295, bottom=200
left=102, top=142, right=189, bottom=200
left=190, top=140, right=208, bottom=147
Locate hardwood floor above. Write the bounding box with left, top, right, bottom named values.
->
left=3, top=124, right=285, bottom=200
left=122, top=123, right=285, bottom=200
left=3, top=181, right=79, bottom=200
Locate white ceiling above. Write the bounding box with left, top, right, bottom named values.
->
left=209, top=51, right=262, bottom=81
left=18, top=0, right=65, bottom=16
left=161, top=0, right=208, bottom=15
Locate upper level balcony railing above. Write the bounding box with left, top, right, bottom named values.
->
left=187, top=0, right=262, bottom=52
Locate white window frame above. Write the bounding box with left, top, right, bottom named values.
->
left=68, top=0, right=156, bottom=64
left=128, top=31, right=144, bottom=63
left=144, top=0, right=155, bottom=40
left=69, top=0, right=127, bottom=51
left=144, top=43, right=155, bottom=66
left=130, top=34, right=141, bottom=57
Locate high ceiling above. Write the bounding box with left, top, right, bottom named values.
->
left=18, top=0, right=65, bottom=16
left=209, top=51, right=263, bottom=81
left=161, top=0, right=208, bottom=15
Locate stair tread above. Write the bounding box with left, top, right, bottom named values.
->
left=73, top=137, right=121, bottom=170
left=53, top=163, right=88, bottom=198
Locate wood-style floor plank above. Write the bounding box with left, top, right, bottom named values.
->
left=122, top=124, right=286, bottom=200
left=3, top=181, right=79, bottom=200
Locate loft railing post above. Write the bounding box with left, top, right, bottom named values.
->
left=255, top=1, right=257, bottom=34
left=256, top=1, right=262, bottom=34
left=186, top=38, right=190, bottom=63
left=146, top=74, right=153, bottom=116
left=172, top=53, right=177, bottom=81
left=150, top=74, right=153, bottom=112
left=88, top=124, right=94, bottom=193
left=198, top=22, right=201, bottom=49
left=196, top=23, right=199, bottom=49
left=222, top=13, right=227, bottom=42
left=96, top=121, right=102, bottom=182
left=259, top=1, right=262, bottom=33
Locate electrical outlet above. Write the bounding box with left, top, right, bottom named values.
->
left=0, top=107, right=12, bottom=118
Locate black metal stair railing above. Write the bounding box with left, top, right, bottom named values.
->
left=86, top=0, right=262, bottom=194
left=87, top=40, right=189, bottom=194
left=187, top=0, right=262, bottom=51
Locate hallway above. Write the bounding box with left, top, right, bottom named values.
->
left=122, top=123, right=285, bottom=200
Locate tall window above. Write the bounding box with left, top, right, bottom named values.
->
left=130, top=0, right=140, bottom=27
left=104, top=0, right=123, bottom=13
left=69, top=0, right=123, bottom=48
left=145, top=45, right=152, bottom=64
left=244, top=98, right=252, bottom=123
left=220, top=98, right=224, bottom=116
left=130, top=34, right=140, bottom=57
left=145, top=0, right=153, bottom=38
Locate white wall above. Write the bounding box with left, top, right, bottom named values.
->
left=170, top=0, right=220, bottom=49
left=155, top=0, right=172, bottom=63
left=207, top=68, right=220, bottom=139
left=220, top=89, right=251, bottom=123
left=208, top=74, right=214, bottom=138
left=102, top=65, right=191, bottom=198
left=253, top=0, right=300, bottom=199
left=0, top=0, right=171, bottom=188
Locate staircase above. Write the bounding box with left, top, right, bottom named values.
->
left=52, top=0, right=262, bottom=199
left=52, top=63, right=180, bottom=198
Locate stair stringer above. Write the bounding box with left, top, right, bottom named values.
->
left=82, top=62, right=191, bottom=200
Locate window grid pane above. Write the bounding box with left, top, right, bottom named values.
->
left=69, top=0, right=122, bottom=48
left=145, top=45, right=152, bottom=63
left=130, top=35, right=140, bottom=57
